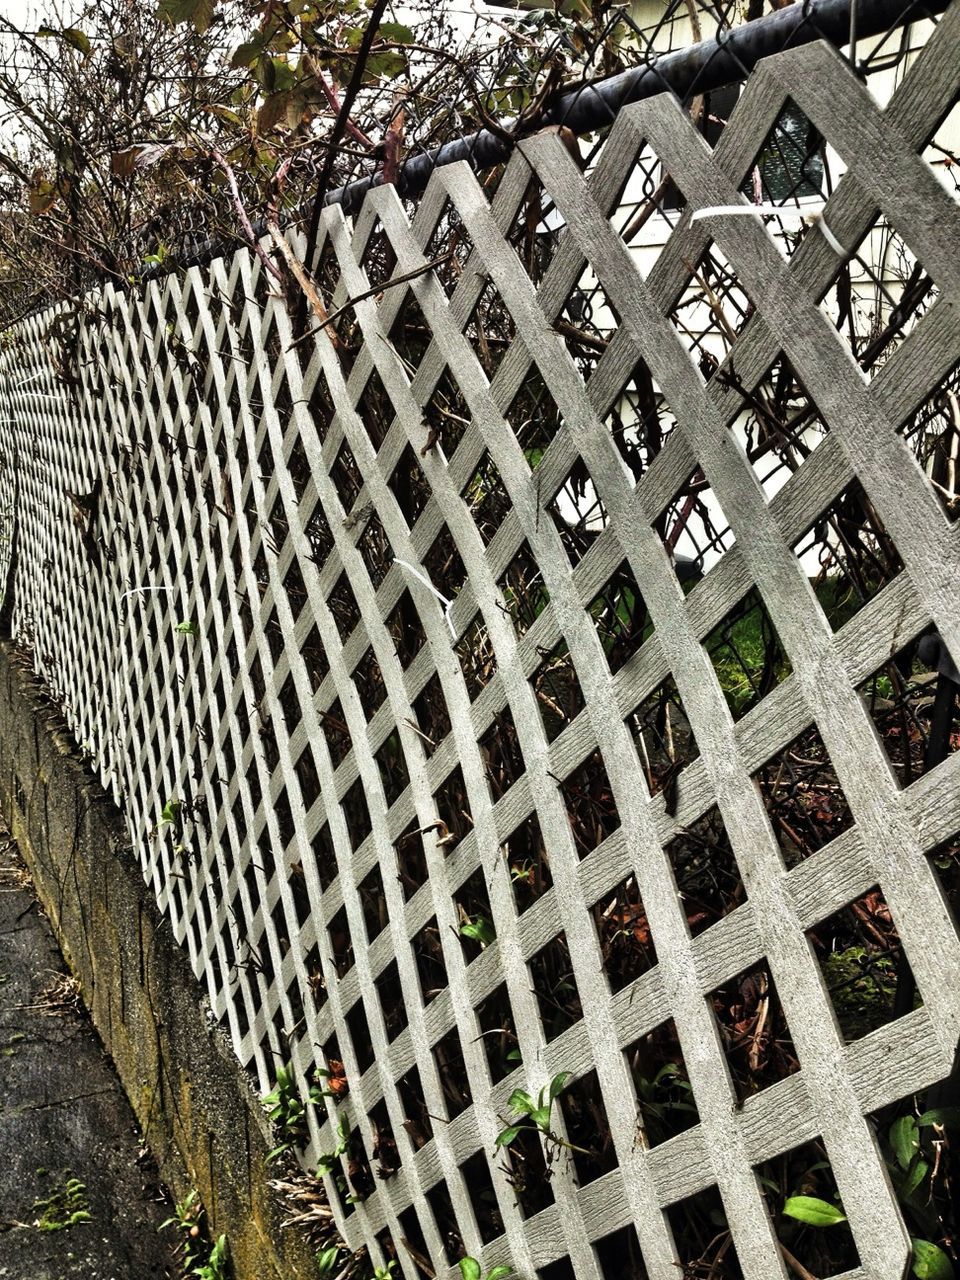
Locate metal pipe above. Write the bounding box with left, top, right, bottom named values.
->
left=325, top=0, right=945, bottom=213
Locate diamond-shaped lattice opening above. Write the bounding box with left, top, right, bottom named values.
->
left=603, top=358, right=679, bottom=485
left=625, top=675, right=698, bottom=812
left=311, top=820, right=337, bottom=891
left=741, top=95, right=826, bottom=219
left=476, top=981, right=520, bottom=1083
left=755, top=1139, right=858, bottom=1278
left=594, top=1224, right=649, bottom=1280
left=868, top=1082, right=959, bottom=1264
left=433, top=764, right=473, bottom=851
left=455, top=611, right=496, bottom=701
left=396, top=816, right=429, bottom=901
left=669, top=242, right=756, bottom=377
left=386, top=590, right=426, bottom=667
left=355, top=367, right=393, bottom=452
left=529, top=931, right=583, bottom=1041
left=666, top=805, right=745, bottom=936
left=359, top=215, right=397, bottom=290
left=306, top=945, right=325, bottom=1011
left=498, top=539, right=549, bottom=639
left=341, top=775, right=371, bottom=849
left=281, top=556, right=309, bottom=627
left=305, top=503, right=335, bottom=570
left=820, top=209, right=940, bottom=377
left=589, top=558, right=652, bottom=674
left=794, top=479, right=903, bottom=630
left=328, top=903, right=354, bottom=978
left=929, top=830, right=960, bottom=925
left=422, top=522, right=467, bottom=603
left=709, top=960, right=800, bottom=1103
left=412, top=916, right=447, bottom=1005
left=537, top=1260, right=577, bottom=1280
left=753, top=723, right=853, bottom=868
left=330, top=439, right=363, bottom=513
left=460, top=1150, right=503, bottom=1244
left=500, top=1128, right=555, bottom=1222
left=655, top=465, right=733, bottom=581
left=369, top=1098, right=400, bottom=1180
left=319, top=696, right=352, bottom=768
left=548, top=457, right=607, bottom=567
left=313, top=242, right=359, bottom=374
left=479, top=705, right=525, bottom=800
left=356, top=509, right=393, bottom=589
left=328, top=572, right=361, bottom=642
left=386, top=290, right=432, bottom=378
left=422, top=368, right=472, bottom=459
left=398, top=1065, right=433, bottom=1149
left=808, top=885, right=921, bottom=1041
left=413, top=671, right=450, bottom=757
left=345, top=1123, right=375, bottom=1202
left=427, top=1176, right=464, bottom=1263
left=897, top=358, right=960, bottom=521
left=625, top=1016, right=699, bottom=1148
left=857, top=628, right=960, bottom=789
left=561, top=747, right=620, bottom=860
left=424, top=198, right=474, bottom=297
left=506, top=364, right=563, bottom=462
left=558, top=1069, right=618, bottom=1187
left=666, top=1184, right=744, bottom=1280
left=352, top=646, right=386, bottom=720
left=375, top=729, right=409, bottom=808
left=502, top=811, right=553, bottom=912
left=453, top=865, right=495, bottom=964
left=388, top=442, right=431, bottom=527
left=305, top=368, right=336, bottom=445
left=375, top=959, right=407, bottom=1041
left=463, top=451, right=511, bottom=547
left=590, top=874, right=656, bottom=994
left=558, top=265, right=620, bottom=381
left=345, top=998, right=374, bottom=1074
left=530, top=637, right=584, bottom=742
left=432, top=1025, right=471, bottom=1120
left=293, top=743, right=322, bottom=811
left=704, top=587, right=791, bottom=721
left=505, top=175, right=560, bottom=287
left=464, top=277, right=515, bottom=381
left=358, top=863, right=387, bottom=941
left=726, top=351, right=829, bottom=498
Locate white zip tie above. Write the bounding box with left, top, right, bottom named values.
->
left=690, top=202, right=845, bottom=256
left=119, top=584, right=175, bottom=604
left=394, top=557, right=457, bottom=640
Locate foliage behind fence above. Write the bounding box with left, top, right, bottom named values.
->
left=2, top=8, right=960, bottom=1279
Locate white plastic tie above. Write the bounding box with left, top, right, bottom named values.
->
left=394, top=558, right=457, bottom=640
left=690, top=202, right=845, bottom=256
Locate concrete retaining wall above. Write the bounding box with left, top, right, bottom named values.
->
left=0, top=641, right=318, bottom=1280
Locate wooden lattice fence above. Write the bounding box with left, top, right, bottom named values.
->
left=1, top=12, right=960, bottom=1280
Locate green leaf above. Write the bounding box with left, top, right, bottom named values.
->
left=899, top=1157, right=930, bottom=1201
left=231, top=40, right=267, bottom=68
left=379, top=21, right=414, bottom=42
left=458, top=1261, right=482, bottom=1280
left=157, top=0, right=217, bottom=33
left=494, top=1124, right=522, bottom=1149
left=549, top=1072, right=570, bottom=1103
left=160, top=799, right=180, bottom=824
left=911, top=1239, right=954, bottom=1280
left=460, top=917, right=495, bottom=946
left=782, top=1196, right=847, bottom=1227
left=486, top=1269, right=513, bottom=1280
left=317, top=1245, right=341, bottom=1275
left=37, top=26, right=91, bottom=54
left=175, top=620, right=199, bottom=635
left=891, top=1115, right=921, bottom=1170
left=918, top=1107, right=960, bottom=1129
left=530, top=1105, right=552, bottom=1130
left=507, top=1089, right=534, bottom=1116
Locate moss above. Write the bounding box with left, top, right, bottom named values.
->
left=33, top=1176, right=91, bottom=1232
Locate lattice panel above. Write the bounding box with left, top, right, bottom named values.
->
left=1, top=16, right=960, bottom=1280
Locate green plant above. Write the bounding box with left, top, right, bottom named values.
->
left=262, top=1063, right=326, bottom=1162
left=160, top=1189, right=230, bottom=1280
left=316, top=1115, right=351, bottom=1178
left=174, top=620, right=200, bottom=636
left=459, top=915, right=496, bottom=948
left=494, top=1072, right=580, bottom=1159
left=32, top=1176, right=91, bottom=1231
left=458, top=1260, right=513, bottom=1280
